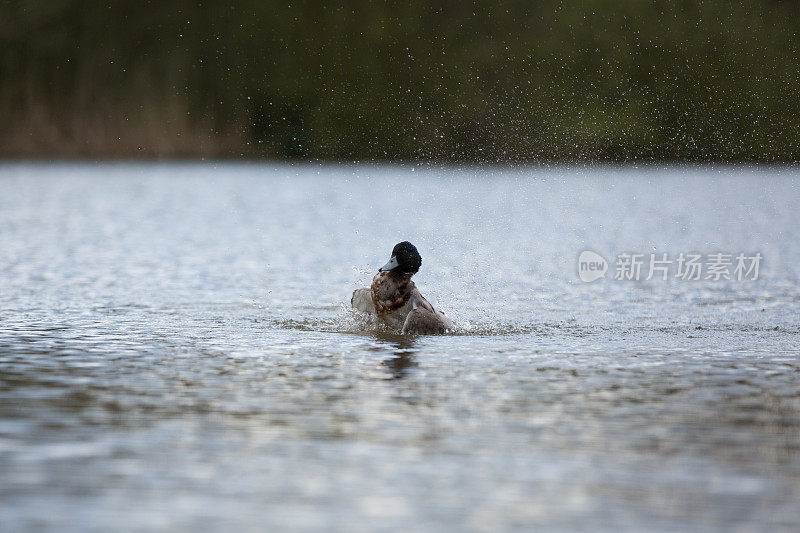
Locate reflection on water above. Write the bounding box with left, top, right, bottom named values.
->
left=0, top=163, right=799, bottom=531
left=377, top=334, right=419, bottom=379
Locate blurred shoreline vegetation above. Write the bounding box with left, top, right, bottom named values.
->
left=2, top=1, right=799, bottom=162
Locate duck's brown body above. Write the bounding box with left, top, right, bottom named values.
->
left=351, top=271, right=455, bottom=335
left=371, top=271, right=414, bottom=318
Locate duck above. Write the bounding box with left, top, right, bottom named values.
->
left=351, top=241, right=456, bottom=335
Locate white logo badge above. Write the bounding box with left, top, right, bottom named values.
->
left=578, top=250, right=608, bottom=282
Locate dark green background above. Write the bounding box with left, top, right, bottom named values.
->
left=3, top=1, right=799, bottom=162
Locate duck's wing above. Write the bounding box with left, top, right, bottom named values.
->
left=351, top=287, right=375, bottom=315
left=401, top=302, right=456, bottom=335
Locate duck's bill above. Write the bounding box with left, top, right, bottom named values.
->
left=378, top=256, right=399, bottom=272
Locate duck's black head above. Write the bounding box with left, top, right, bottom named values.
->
left=379, top=241, right=422, bottom=275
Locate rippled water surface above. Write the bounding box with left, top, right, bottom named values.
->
left=1, top=163, right=799, bottom=531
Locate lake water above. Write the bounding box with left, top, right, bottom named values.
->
left=1, top=162, right=798, bottom=531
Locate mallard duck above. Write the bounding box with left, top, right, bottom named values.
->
left=351, top=241, right=456, bottom=335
